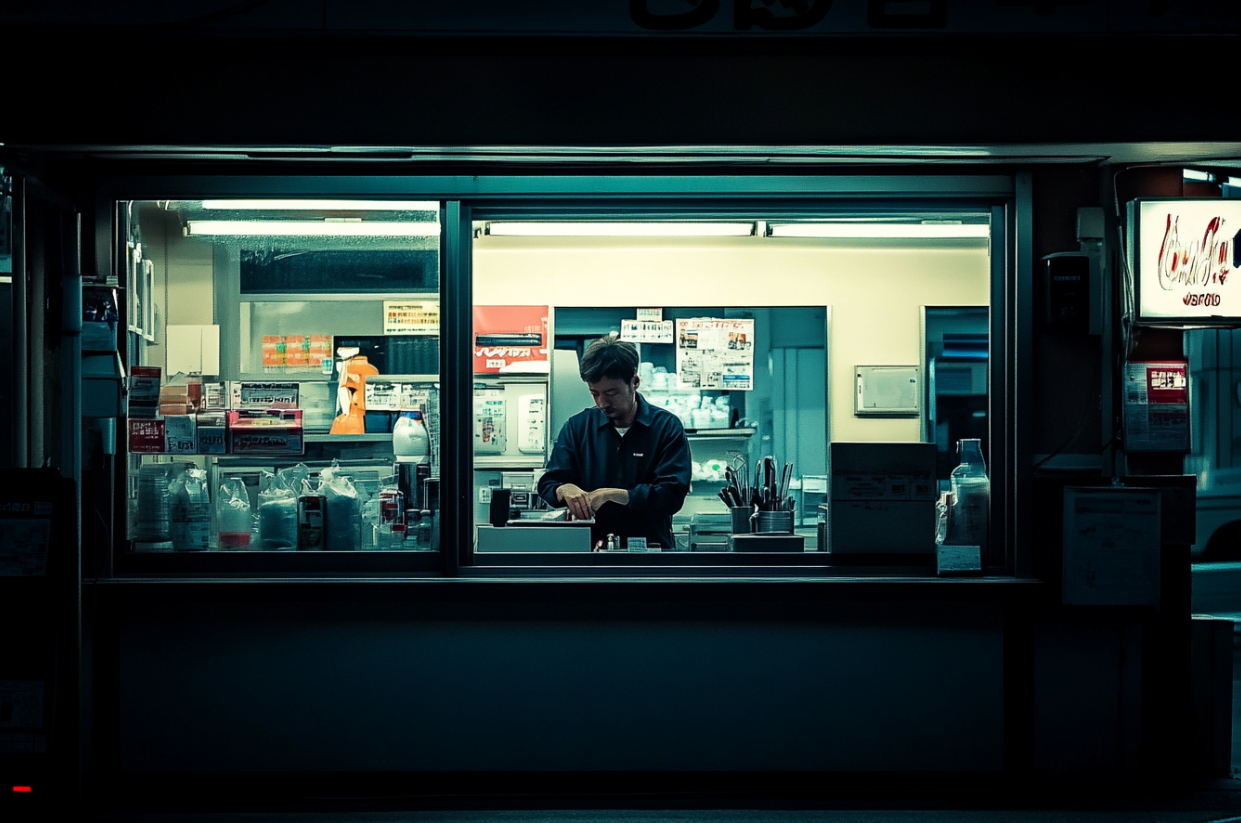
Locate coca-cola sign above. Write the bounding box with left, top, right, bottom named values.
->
left=1134, top=199, right=1241, bottom=324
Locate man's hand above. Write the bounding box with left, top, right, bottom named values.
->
left=556, top=485, right=630, bottom=520
left=588, top=488, right=629, bottom=511
left=556, top=484, right=593, bottom=521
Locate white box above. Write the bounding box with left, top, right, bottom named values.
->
left=163, top=414, right=197, bottom=454
left=855, top=366, right=920, bottom=415
left=830, top=442, right=937, bottom=554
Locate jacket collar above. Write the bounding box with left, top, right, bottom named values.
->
left=592, top=392, right=652, bottom=430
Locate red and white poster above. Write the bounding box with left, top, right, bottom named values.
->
left=473, top=306, right=549, bottom=374
left=1124, top=361, right=1190, bottom=452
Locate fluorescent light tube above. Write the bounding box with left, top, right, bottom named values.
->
left=185, top=220, right=441, bottom=237
left=1182, top=169, right=1213, bottom=182
left=486, top=222, right=755, bottom=237
left=768, top=223, right=989, bottom=239
left=200, top=200, right=440, bottom=211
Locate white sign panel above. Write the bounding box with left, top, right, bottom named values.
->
left=620, top=319, right=674, bottom=344
left=1123, top=361, right=1190, bottom=452
left=1135, top=200, right=1241, bottom=322
left=384, top=300, right=440, bottom=335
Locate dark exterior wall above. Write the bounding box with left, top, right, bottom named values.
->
left=105, top=593, right=1005, bottom=777
left=7, top=15, right=1227, bottom=800
left=4, top=35, right=1241, bottom=149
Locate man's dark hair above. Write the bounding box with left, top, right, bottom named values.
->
left=580, top=334, right=639, bottom=384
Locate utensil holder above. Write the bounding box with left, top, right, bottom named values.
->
left=730, top=507, right=753, bottom=535
left=757, top=510, right=794, bottom=534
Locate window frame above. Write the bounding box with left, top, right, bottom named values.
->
left=93, top=173, right=1028, bottom=580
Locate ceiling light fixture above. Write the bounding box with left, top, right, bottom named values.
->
left=485, top=222, right=756, bottom=237
left=200, top=199, right=440, bottom=211
left=767, top=222, right=990, bottom=239
left=184, top=220, right=441, bottom=237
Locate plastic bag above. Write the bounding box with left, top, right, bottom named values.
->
left=257, top=471, right=298, bottom=551
left=320, top=462, right=361, bottom=551
left=279, top=463, right=311, bottom=496
left=169, top=464, right=211, bottom=551
left=217, top=477, right=253, bottom=550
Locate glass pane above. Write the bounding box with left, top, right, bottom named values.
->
left=122, top=199, right=442, bottom=555
left=471, top=215, right=991, bottom=559
left=1185, top=327, right=1241, bottom=559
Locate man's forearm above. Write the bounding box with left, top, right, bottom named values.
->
left=588, top=488, right=629, bottom=510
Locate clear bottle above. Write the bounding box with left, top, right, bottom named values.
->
left=415, top=510, right=432, bottom=549
left=948, top=439, right=989, bottom=549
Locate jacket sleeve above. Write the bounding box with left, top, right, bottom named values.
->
left=537, top=422, right=580, bottom=509
left=625, top=423, right=692, bottom=517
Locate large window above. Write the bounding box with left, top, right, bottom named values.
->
left=101, top=177, right=1017, bottom=575
left=118, top=199, right=442, bottom=560
left=468, top=212, right=994, bottom=565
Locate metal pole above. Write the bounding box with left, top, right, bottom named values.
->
left=12, top=177, right=28, bottom=468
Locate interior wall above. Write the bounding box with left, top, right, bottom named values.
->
left=475, top=237, right=990, bottom=443
left=135, top=205, right=215, bottom=378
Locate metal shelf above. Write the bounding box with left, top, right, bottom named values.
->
left=474, top=456, right=546, bottom=469
left=686, top=427, right=755, bottom=438
left=305, top=433, right=393, bottom=443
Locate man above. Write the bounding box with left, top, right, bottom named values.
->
left=538, top=334, right=692, bottom=550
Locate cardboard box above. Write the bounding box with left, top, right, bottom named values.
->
left=365, top=381, right=402, bottom=411
left=202, top=382, right=228, bottom=410
left=128, top=366, right=162, bottom=419
left=830, top=442, right=938, bottom=555
left=158, top=384, right=193, bottom=418
left=230, top=381, right=299, bottom=410
left=128, top=419, right=166, bottom=453
left=164, top=415, right=197, bottom=454
left=227, top=409, right=304, bottom=455
left=196, top=412, right=227, bottom=454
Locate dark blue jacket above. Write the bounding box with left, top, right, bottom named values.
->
left=538, top=394, right=691, bottom=550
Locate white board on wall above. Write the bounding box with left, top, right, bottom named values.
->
left=166, top=324, right=220, bottom=377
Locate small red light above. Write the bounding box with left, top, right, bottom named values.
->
left=12, top=785, right=32, bottom=792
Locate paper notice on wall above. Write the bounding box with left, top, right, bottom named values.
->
left=384, top=300, right=440, bottom=335
left=1124, top=361, right=1189, bottom=452
left=675, top=318, right=755, bottom=390
left=1063, top=487, right=1161, bottom=606
left=620, top=319, right=674, bottom=344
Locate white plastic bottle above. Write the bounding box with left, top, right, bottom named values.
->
left=393, top=411, right=429, bottom=464
left=949, top=439, right=989, bottom=550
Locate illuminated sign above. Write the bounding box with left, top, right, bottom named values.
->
left=1132, top=199, right=1241, bottom=324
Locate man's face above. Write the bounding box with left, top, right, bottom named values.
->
left=588, top=375, right=639, bottom=422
